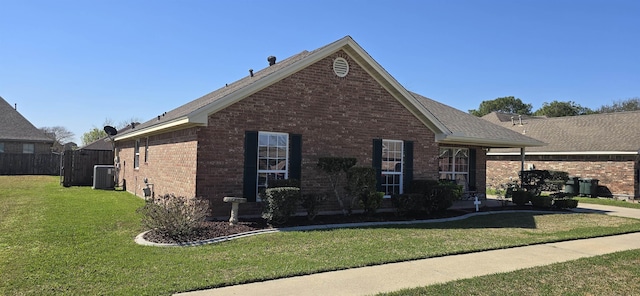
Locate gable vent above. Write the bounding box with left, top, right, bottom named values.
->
left=333, top=57, right=349, bottom=77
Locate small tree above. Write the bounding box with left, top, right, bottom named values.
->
left=317, top=157, right=357, bottom=216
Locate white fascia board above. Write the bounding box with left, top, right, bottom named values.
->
left=342, top=41, right=449, bottom=135
left=438, top=134, right=546, bottom=148
left=488, top=151, right=640, bottom=156
left=113, top=117, right=198, bottom=141
left=188, top=39, right=352, bottom=124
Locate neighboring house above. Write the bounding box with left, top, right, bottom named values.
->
left=0, top=96, right=54, bottom=154
left=482, top=111, right=640, bottom=198
left=113, top=36, right=543, bottom=217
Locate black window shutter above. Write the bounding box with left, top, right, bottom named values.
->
left=289, top=134, right=302, bottom=181
left=468, top=148, right=477, bottom=191
left=372, top=139, right=383, bottom=192
left=403, top=141, right=414, bottom=194
left=243, top=131, right=258, bottom=202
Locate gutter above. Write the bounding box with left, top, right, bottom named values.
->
left=488, top=151, right=640, bottom=156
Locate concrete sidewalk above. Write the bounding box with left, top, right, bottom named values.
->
left=176, top=203, right=640, bottom=296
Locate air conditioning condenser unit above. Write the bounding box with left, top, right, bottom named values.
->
left=93, top=165, right=115, bottom=190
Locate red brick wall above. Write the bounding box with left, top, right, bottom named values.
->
left=197, top=51, right=444, bottom=217
left=116, top=128, right=198, bottom=199
left=487, top=155, right=639, bottom=197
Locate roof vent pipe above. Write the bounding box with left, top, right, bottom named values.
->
left=518, top=115, right=523, bottom=125
left=249, top=69, right=254, bottom=77
left=267, top=56, right=276, bottom=66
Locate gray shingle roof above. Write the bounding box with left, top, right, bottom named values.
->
left=482, top=111, right=640, bottom=153
left=0, top=96, right=54, bottom=143
left=116, top=36, right=544, bottom=148
left=411, top=93, right=545, bottom=147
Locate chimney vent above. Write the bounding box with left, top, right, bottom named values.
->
left=249, top=69, right=254, bottom=77
left=14, top=103, right=17, bottom=110
left=268, top=56, right=276, bottom=66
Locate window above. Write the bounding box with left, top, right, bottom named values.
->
left=381, top=139, right=404, bottom=196
left=134, top=139, right=140, bottom=169
left=439, top=147, right=469, bottom=190
left=144, top=137, right=149, bottom=163
left=256, top=132, right=289, bottom=199
left=22, top=143, right=34, bottom=154
left=0, top=143, right=4, bottom=153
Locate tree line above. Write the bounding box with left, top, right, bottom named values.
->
left=469, top=96, right=640, bottom=117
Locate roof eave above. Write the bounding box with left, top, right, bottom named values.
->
left=187, top=36, right=449, bottom=135
left=113, top=117, right=204, bottom=141
left=436, top=134, right=547, bottom=148
left=488, top=151, right=640, bottom=156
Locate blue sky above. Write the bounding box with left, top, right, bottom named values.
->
left=2, top=0, right=638, bottom=144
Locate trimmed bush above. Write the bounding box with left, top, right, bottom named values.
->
left=511, top=189, right=532, bottom=206
left=392, top=180, right=460, bottom=216
left=137, top=194, right=209, bottom=242
left=346, top=167, right=380, bottom=215
left=531, top=195, right=554, bottom=208
left=268, top=178, right=300, bottom=189
left=300, top=192, right=328, bottom=221
left=554, top=198, right=579, bottom=209
left=261, top=187, right=300, bottom=225
left=391, top=193, right=425, bottom=216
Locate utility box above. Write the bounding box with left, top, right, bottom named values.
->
left=93, top=165, right=115, bottom=190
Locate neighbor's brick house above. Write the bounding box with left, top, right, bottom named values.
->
left=483, top=112, right=640, bottom=198
left=0, top=96, right=54, bottom=155
left=113, top=36, right=543, bottom=218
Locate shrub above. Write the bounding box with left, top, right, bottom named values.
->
left=137, top=194, right=209, bottom=242
left=391, top=193, right=425, bottom=216
left=346, top=167, right=380, bottom=215
left=392, top=180, right=459, bottom=216
left=300, top=192, right=328, bottom=221
left=261, top=187, right=301, bottom=225
left=531, top=195, right=554, bottom=208
left=554, top=198, right=579, bottom=209
left=511, top=189, right=532, bottom=206
left=268, top=178, right=300, bottom=189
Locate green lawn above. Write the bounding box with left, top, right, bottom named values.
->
left=577, top=197, right=640, bottom=209
left=2, top=176, right=640, bottom=295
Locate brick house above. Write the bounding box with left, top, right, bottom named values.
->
left=113, top=36, right=543, bottom=217
left=0, top=96, right=54, bottom=154
left=483, top=111, right=640, bottom=198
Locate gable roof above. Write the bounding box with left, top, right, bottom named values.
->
left=482, top=111, right=640, bottom=154
left=0, top=96, right=54, bottom=143
left=114, top=36, right=543, bottom=148
left=412, top=93, right=545, bottom=148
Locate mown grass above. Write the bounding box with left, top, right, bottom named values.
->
left=576, top=197, right=640, bottom=209
left=2, top=176, right=640, bottom=295
left=380, top=248, right=640, bottom=295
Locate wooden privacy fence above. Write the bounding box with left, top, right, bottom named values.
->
left=0, top=153, right=61, bottom=175
left=61, top=149, right=114, bottom=187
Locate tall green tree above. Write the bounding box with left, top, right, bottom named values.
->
left=597, top=97, right=640, bottom=113
left=81, top=127, right=107, bottom=146
left=469, top=96, right=532, bottom=117
left=533, top=100, right=594, bottom=117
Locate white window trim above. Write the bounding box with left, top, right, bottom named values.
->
left=256, top=131, right=289, bottom=201
left=134, top=139, right=140, bottom=169
left=144, top=137, right=149, bottom=163
left=381, top=139, right=404, bottom=197
left=439, top=147, right=469, bottom=189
